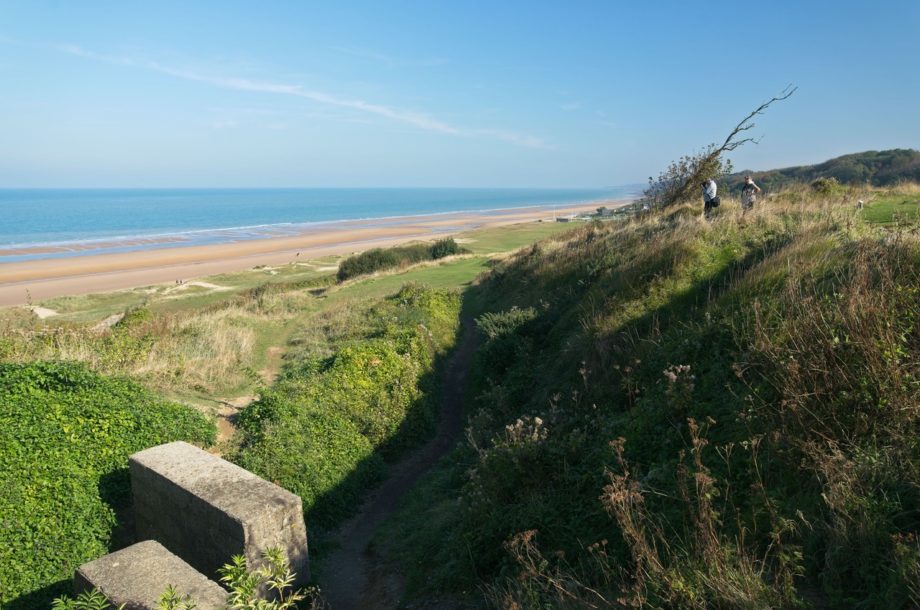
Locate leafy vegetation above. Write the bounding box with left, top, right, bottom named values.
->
left=52, top=547, right=324, bottom=610
left=0, top=219, right=593, bottom=608
left=218, top=548, right=322, bottom=610
left=234, top=283, right=461, bottom=527
left=385, top=184, right=920, bottom=607
left=727, top=148, right=920, bottom=192
left=0, top=362, right=215, bottom=609
left=644, top=144, right=734, bottom=209
left=336, top=237, right=468, bottom=282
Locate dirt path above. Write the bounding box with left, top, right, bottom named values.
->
left=211, top=335, right=291, bottom=451
left=319, top=320, right=478, bottom=610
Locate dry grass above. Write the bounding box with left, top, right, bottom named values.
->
left=0, top=288, right=316, bottom=399
left=457, top=184, right=920, bottom=608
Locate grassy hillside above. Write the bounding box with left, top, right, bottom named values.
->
left=726, top=148, right=920, bottom=192
left=384, top=184, right=920, bottom=608
left=234, top=283, right=460, bottom=529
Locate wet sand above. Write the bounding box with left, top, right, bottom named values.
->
left=0, top=202, right=620, bottom=306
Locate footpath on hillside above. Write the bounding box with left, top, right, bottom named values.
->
left=319, top=320, right=479, bottom=610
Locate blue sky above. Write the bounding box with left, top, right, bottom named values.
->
left=1, top=1, right=918, bottom=187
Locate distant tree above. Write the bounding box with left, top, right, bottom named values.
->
left=725, top=148, right=920, bottom=192
left=644, top=145, right=735, bottom=209
left=644, top=86, right=797, bottom=208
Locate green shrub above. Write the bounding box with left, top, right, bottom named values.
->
left=475, top=306, right=536, bottom=339
left=336, top=238, right=467, bottom=282
left=811, top=175, right=842, bottom=194
left=53, top=547, right=323, bottom=610
left=114, top=306, right=152, bottom=329
left=234, top=284, right=461, bottom=528
left=429, top=237, right=464, bottom=260
left=235, top=405, right=384, bottom=528
left=0, top=361, right=215, bottom=609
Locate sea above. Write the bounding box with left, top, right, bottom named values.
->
left=0, top=187, right=640, bottom=264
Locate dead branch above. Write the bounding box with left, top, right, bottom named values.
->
left=716, top=85, right=798, bottom=154
left=644, top=85, right=797, bottom=208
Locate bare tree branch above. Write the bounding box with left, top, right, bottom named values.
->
left=643, top=85, right=797, bottom=208
left=714, top=85, right=797, bottom=156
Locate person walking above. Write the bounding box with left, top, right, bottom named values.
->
left=701, top=178, right=719, bottom=219
left=740, top=175, right=762, bottom=212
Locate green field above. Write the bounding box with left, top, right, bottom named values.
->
left=28, top=220, right=577, bottom=321
left=861, top=192, right=920, bottom=224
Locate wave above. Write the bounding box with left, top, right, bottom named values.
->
left=0, top=195, right=637, bottom=254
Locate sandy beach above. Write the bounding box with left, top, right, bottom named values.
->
left=0, top=202, right=623, bottom=306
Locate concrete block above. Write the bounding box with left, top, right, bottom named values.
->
left=74, top=540, right=227, bottom=610
left=130, top=441, right=309, bottom=586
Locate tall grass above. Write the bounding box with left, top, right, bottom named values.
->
left=386, top=184, right=920, bottom=608
left=0, top=287, right=316, bottom=396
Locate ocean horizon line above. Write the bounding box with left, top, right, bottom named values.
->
left=0, top=197, right=633, bottom=251
left=0, top=185, right=644, bottom=192
left=0, top=190, right=639, bottom=264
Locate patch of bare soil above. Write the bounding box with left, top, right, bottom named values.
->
left=209, top=394, right=257, bottom=455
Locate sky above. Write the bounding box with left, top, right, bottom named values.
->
left=1, top=0, right=918, bottom=187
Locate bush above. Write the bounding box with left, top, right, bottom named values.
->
left=811, top=175, right=842, bottom=194
left=235, top=404, right=384, bottom=528
left=475, top=306, right=537, bottom=339
left=233, top=284, right=461, bottom=528
left=0, top=361, right=215, bottom=609
left=53, top=547, right=324, bottom=610
left=643, top=144, right=734, bottom=208
left=336, top=238, right=467, bottom=282
left=429, top=237, right=464, bottom=260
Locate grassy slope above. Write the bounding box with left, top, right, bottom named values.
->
left=3, top=187, right=918, bottom=607
left=234, top=285, right=460, bottom=534
left=382, top=186, right=920, bottom=608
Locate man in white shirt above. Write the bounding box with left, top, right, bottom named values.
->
left=701, top=178, right=719, bottom=219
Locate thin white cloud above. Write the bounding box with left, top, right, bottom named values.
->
left=209, top=105, right=375, bottom=126
left=330, top=45, right=448, bottom=68
left=57, top=44, right=548, bottom=148
left=560, top=101, right=582, bottom=111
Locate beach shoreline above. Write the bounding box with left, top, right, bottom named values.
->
left=0, top=200, right=629, bottom=306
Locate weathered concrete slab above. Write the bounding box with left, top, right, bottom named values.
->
left=74, top=540, right=228, bottom=610
left=130, top=441, right=309, bottom=586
